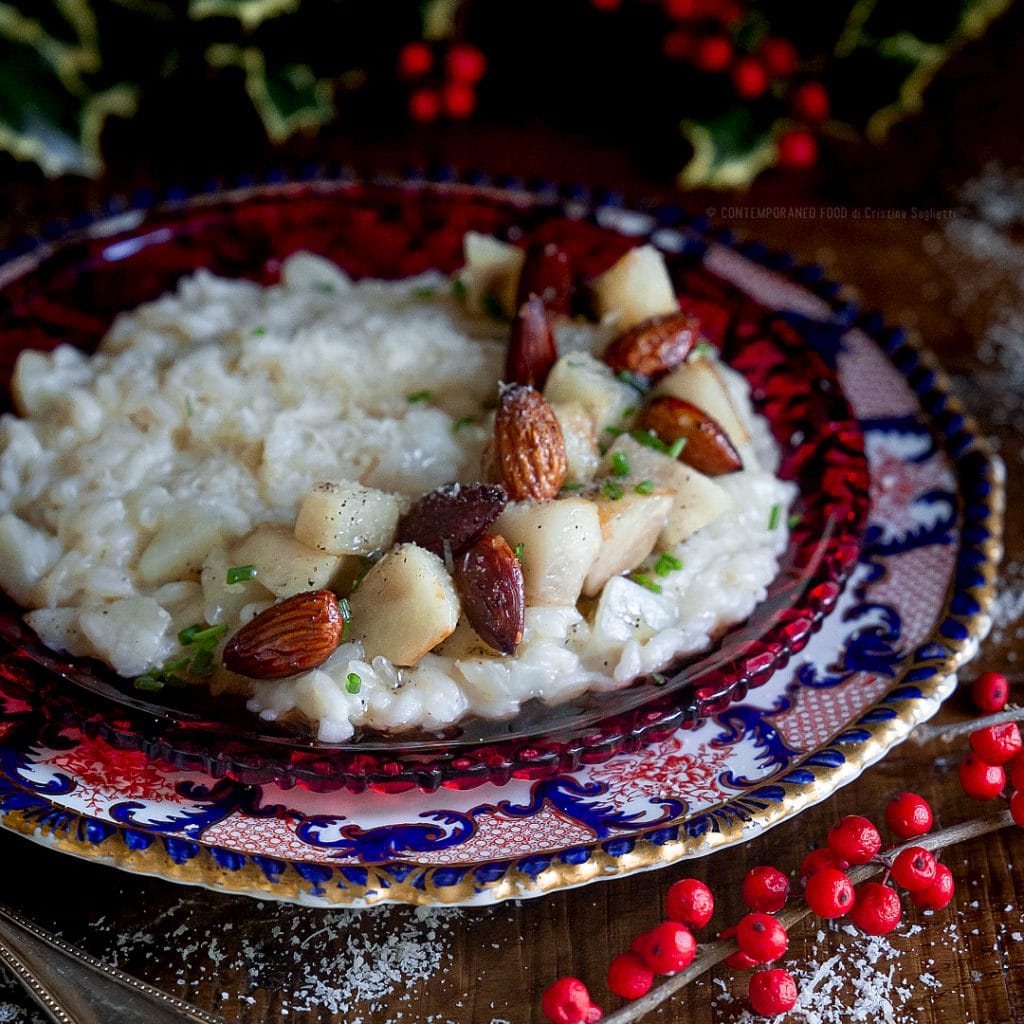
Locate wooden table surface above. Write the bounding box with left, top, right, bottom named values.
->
left=1, top=10, right=1023, bottom=1022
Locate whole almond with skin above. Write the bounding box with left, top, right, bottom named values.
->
left=455, top=533, right=525, bottom=655
left=223, top=589, right=345, bottom=679
left=603, top=311, right=701, bottom=384
left=505, top=296, right=558, bottom=389
left=515, top=241, right=573, bottom=315
left=396, top=482, right=508, bottom=557
left=640, top=395, right=743, bottom=476
left=494, top=384, right=567, bottom=501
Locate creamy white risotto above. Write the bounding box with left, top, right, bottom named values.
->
left=0, top=249, right=795, bottom=741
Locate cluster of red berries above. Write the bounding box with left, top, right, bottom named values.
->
left=958, top=672, right=1024, bottom=823
left=397, top=41, right=487, bottom=123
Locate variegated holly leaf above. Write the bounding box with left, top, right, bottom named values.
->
left=677, top=110, right=776, bottom=190
left=206, top=44, right=334, bottom=142
left=0, top=0, right=100, bottom=86
left=189, top=0, right=299, bottom=31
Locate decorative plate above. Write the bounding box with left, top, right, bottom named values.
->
left=0, top=175, right=1002, bottom=907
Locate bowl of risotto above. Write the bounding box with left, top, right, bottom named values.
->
left=0, top=176, right=870, bottom=791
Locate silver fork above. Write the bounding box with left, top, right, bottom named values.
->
left=0, top=903, right=227, bottom=1024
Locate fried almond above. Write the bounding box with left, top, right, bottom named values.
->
left=396, top=482, right=508, bottom=558
left=640, top=395, right=744, bottom=476
left=494, top=384, right=568, bottom=501
left=603, top=312, right=701, bottom=383
left=505, top=296, right=558, bottom=389
left=515, top=241, right=573, bottom=315
left=222, top=589, right=345, bottom=679
left=455, top=533, right=525, bottom=655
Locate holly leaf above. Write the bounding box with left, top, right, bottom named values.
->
left=677, top=110, right=776, bottom=190
left=0, top=0, right=101, bottom=87
left=206, top=44, right=334, bottom=142
left=188, top=0, right=299, bottom=31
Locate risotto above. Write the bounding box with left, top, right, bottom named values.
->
left=0, top=245, right=795, bottom=741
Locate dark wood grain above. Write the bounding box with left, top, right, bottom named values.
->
left=0, top=8, right=1022, bottom=1021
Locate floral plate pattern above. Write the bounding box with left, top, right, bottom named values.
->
left=0, top=175, right=1002, bottom=907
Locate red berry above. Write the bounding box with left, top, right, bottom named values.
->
left=732, top=57, right=768, bottom=99
left=759, top=36, right=798, bottom=77
left=398, top=41, right=433, bottom=78
left=970, top=722, right=1022, bottom=765
left=445, top=44, right=487, bottom=85
left=590, top=0, right=623, bottom=9
left=631, top=921, right=697, bottom=975
left=408, top=88, right=441, bottom=123
left=777, top=129, right=818, bottom=169
left=959, top=752, right=1006, bottom=799
left=542, top=978, right=594, bottom=1024
left=725, top=948, right=760, bottom=970
left=828, top=815, right=882, bottom=865
left=850, top=882, right=902, bottom=935
left=664, top=0, right=698, bottom=18
left=442, top=82, right=476, bottom=119
left=891, top=846, right=938, bottom=892
left=735, top=913, right=788, bottom=963
left=694, top=35, right=733, bottom=72
left=912, top=863, right=955, bottom=912
left=666, top=878, right=714, bottom=929
left=1010, top=753, right=1024, bottom=792
left=884, top=792, right=933, bottom=839
left=800, top=846, right=849, bottom=880
left=792, top=81, right=830, bottom=121
left=972, top=671, right=1009, bottom=713
left=607, top=952, right=653, bottom=1000
left=741, top=866, right=790, bottom=913
left=1010, top=789, right=1024, bottom=827
left=804, top=867, right=855, bottom=919
left=749, top=968, right=799, bottom=1016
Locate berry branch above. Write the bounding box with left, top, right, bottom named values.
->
left=911, top=705, right=1024, bottom=746
left=597, top=809, right=1013, bottom=1024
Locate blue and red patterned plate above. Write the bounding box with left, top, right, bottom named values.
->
left=0, top=177, right=1001, bottom=906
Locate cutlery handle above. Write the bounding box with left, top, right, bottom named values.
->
left=0, top=904, right=227, bottom=1024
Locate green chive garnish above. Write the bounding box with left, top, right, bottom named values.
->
left=666, top=437, right=687, bottom=459
left=481, top=293, right=505, bottom=319
left=134, top=675, right=164, bottom=692
left=617, top=370, right=649, bottom=392
left=338, top=597, right=352, bottom=641
left=407, top=390, right=432, bottom=403
left=189, top=648, right=215, bottom=677
left=225, top=564, right=257, bottom=585
left=768, top=504, right=781, bottom=530
left=177, top=623, right=204, bottom=646
left=788, top=512, right=802, bottom=529
left=611, top=451, right=630, bottom=477
left=602, top=481, right=624, bottom=501
left=184, top=396, right=194, bottom=418
left=630, top=429, right=669, bottom=454
left=634, top=480, right=655, bottom=495
left=514, top=543, right=525, bottom=564
left=630, top=573, right=662, bottom=594
left=346, top=672, right=362, bottom=694
left=314, top=282, right=335, bottom=294
left=451, top=277, right=467, bottom=299
left=412, top=286, right=437, bottom=299
left=655, top=552, right=684, bottom=577
left=453, top=416, right=475, bottom=432
left=694, top=341, right=715, bottom=357
left=251, top=326, right=267, bottom=336
left=178, top=623, right=229, bottom=648
left=561, top=481, right=584, bottom=492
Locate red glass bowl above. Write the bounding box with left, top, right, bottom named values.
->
left=0, top=177, right=870, bottom=793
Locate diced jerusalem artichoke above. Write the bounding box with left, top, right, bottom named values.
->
left=591, top=245, right=679, bottom=331
left=0, top=513, right=61, bottom=606
left=652, top=359, right=751, bottom=446
left=601, top=436, right=730, bottom=547
left=494, top=498, right=602, bottom=606
left=583, top=490, right=674, bottom=596
left=549, top=401, right=601, bottom=485
left=294, top=481, right=401, bottom=556
left=78, top=597, right=172, bottom=678
left=232, top=525, right=342, bottom=598
left=201, top=546, right=269, bottom=626
left=138, top=509, right=223, bottom=586
left=544, top=353, right=638, bottom=437
left=461, top=231, right=525, bottom=317
left=349, top=544, right=459, bottom=665
left=592, top=575, right=677, bottom=646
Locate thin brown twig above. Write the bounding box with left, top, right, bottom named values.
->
left=599, top=809, right=1014, bottom=1024
left=910, top=706, right=1024, bottom=746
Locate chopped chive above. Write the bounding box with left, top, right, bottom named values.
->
left=179, top=623, right=229, bottom=648
left=603, top=425, right=625, bottom=438
left=177, top=623, right=204, bottom=646
left=412, top=286, right=437, bottom=299
left=452, top=416, right=475, bottom=432
left=338, top=597, right=352, bottom=641
left=768, top=503, right=781, bottom=530
left=617, top=370, right=650, bottom=392
left=650, top=672, right=667, bottom=686
left=693, top=341, right=715, bottom=357
left=666, top=436, right=687, bottom=459
left=630, top=573, right=662, bottom=594
left=514, top=543, right=525, bottom=565
left=610, top=451, right=630, bottom=477
left=189, top=648, right=215, bottom=677
left=634, top=479, right=655, bottom=495
left=598, top=443, right=609, bottom=456
left=162, top=658, right=191, bottom=674
left=622, top=406, right=637, bottom=419
left=601, top=481, right=624, bottom=501
left=481, top=293, right=505, bottom=319
left=561, top=481, right=584, bottom=492
left=450, top=276, right=467, bottom=299
left=251, top=326, right=267, bottom=336
left=184, top=396, right=194, bottom=418
left=225, top=564, right=257, bottom=585
left=655, top=552, right=684, bottom=577
left=788, top=512, right=802, bottom=529
left=314, top=282, right=336, bottom=294
left=346, top=672, right=362, bottom=694
left=406, top=390, right=432, bottom=403
left=134, top=675, right=164, bottom=692
left=630, top=429, right=669, bottom=454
